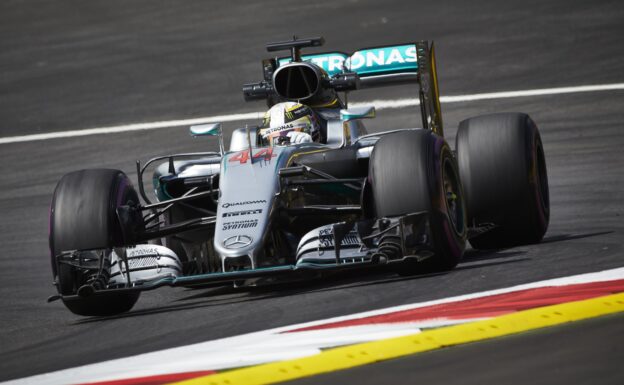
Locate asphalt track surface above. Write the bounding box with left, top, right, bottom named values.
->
left=1, top=0, right=623, bottom=383
left=286, top=312, right=624, bottom=385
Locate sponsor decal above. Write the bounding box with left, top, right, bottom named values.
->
left=261, top=122, right=309, bottom=139
left=262, top=123, right=294, bottom=136
left=344, top=45, right=417, bottom=74
left=277, top=45, right=418, bottom=77
left=222, top=200, right=267, bottom=209
left=222, top=208, right=262, bottom=218
left=229, top=148, right=276, bottom=164
left=305, top=54, right=348, bottom=73
left=222, top=219, right=258, bottom=231
left=223, top=235, right=253, bottom=249
left=127, top=247, right=159, bottom=257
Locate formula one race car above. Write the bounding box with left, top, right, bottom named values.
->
left=48, top=37, right=550, bottom=315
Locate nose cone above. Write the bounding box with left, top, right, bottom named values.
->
left=214, top=146, right=288, bottom=268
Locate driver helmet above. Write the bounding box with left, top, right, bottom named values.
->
left=259, top=102, right=320, bottom=146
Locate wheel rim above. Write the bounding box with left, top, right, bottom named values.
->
left=442, top=157, right=465, bottom=235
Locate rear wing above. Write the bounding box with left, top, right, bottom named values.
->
left=247, top=39, right=444, bottom=137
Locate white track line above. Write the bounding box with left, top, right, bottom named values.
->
left=5, top=267, right=624, bottom=385
left=1, top=82, right=623, bottom=145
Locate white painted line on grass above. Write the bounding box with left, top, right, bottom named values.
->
left=1, top=82, right=623, bottom=145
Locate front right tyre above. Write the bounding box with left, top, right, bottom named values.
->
left=370, top=130, right=467, bottom=274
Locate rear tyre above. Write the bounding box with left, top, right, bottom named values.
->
left=370, top=130, right=467, bottom=273
left=456, top=113, right=549, bottom=249
left=49, top=169, right=141, bottom=316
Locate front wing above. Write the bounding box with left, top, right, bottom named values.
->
left=49, top=212, right=433, bottom=303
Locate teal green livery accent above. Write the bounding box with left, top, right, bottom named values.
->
left=277, top=44, right=418, bottom=78
left=340, top=106, right=376, bottom=121
left=346, top=44, right=418, bottom=76
left=153, top=176, right=174, bottom=201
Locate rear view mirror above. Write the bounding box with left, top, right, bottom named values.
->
left=189, top=123, right=224, bottom=155
left=340, top=106, right=376, bottom=121
left=190, top=123, right=222, bottom=137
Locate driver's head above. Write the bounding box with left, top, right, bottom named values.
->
left=259, top=102, right=320, bottom=146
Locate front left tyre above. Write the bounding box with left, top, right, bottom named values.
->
left=49, top=169, right=141, bottom=316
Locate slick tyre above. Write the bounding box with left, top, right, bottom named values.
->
left=49, top=169, right=140, bottom=316
left=456, top=113, right=549, bottom=249
left=370, top=130, right=467, bottom=273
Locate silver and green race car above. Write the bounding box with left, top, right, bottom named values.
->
left=48, top=37, right=549, bottom=316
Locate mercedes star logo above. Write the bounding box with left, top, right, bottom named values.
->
left=223, top=235, right=253, bottom=249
